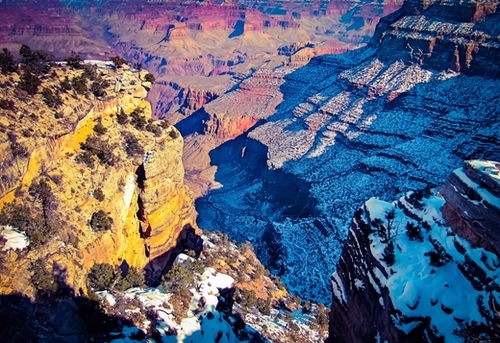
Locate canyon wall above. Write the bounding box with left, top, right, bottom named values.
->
left=0, top=65, right=196, bottom=296
left=373, top=0, right=500, bottom=77
left=191, top=0, right=500, bottom=303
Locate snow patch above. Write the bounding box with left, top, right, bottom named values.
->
left=0, top=225, right=29, bottom=250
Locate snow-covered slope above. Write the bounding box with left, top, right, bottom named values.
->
left=195, top=43, right=500, bottom=302
left=328, top=160, right=500, bottom=342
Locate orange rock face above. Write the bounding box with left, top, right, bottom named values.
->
left=0, top=66, right=196, bottom=296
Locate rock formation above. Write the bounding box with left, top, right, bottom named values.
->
left=0, top=0, right=403, bottom=118
left=327, top=160, right=500, bottom=342
left=0, top=62, right=196, bottom=296
left=373, top=0, right=500, bottom=77
left=190, top=0, right=500, bottom=302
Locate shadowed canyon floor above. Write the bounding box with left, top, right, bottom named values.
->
left=189, top=22, right=500, bottom=301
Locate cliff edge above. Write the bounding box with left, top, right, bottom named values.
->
left=0, top=59, right=197, bottom=296
left=328, top=160, right=500, bottom=342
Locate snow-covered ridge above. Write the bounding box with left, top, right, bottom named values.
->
left=328, top=160, right=500, bottom=342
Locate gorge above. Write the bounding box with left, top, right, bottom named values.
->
left=0, top=0, right=499, bottom=342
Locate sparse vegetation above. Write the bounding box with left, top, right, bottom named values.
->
left=20, top=45, right=53, bottom=75
left=123, top=132, right=144, bottom=157
left=42, top=87, right=63, bottom=108
left=130, top=107, right=147, bottom=130
left=162, top=263, right=195, bottom=293
left=19, top=67, right=42, bottom=95
left=144, top=73, right=155, bottom=83
left=30, top=259, right=57, bottom=293
left=90, top=77, right=109, bottom=97
left=116, top=108, right=129, bottom=125
left=93, top=120, right=107, bottom=136
left=0, top=48, right=17, bottom=74
left=381, top=241, right=395, bottom=266
left=90, top=210, right=113, bottom=231
left=406, top=222, right=423, bottom=242
left=93, top=188, right=105, bottom=202
left=169, top=129, right=179, bottom=139
left=425, top=239, right=452, bottom=267
left=65, top=54, right=83, bottom=69
left=80, top=135, right=117, bottom=166
left=114, top=267, right=145, bottom=291
left=88, top=263, right=115, bottom=290
left=110, top=56, right=127, bottom=68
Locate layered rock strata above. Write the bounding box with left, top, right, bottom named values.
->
left=0, top=65, right=196, bottom=295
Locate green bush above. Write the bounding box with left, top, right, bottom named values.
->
left=116, top=108, right=128, bottom=125
left=42, top=87, right=62, bottom=108
left=90, top=210, right=113, bottom=231
left=144, top=73, right=155, bottom=83
left=162, top=263, right=195, bottom=293
left=29, top=259, right=57, bottom=293
left=110, top=56, right=127, bottom=68
left=406, top=222, right=423, bottom=242
left=80, top=135, right=117, bottom=166
left=93, top=120, right=107, bottom=136
left=88, top=263, right=115, bottom=291
left=65, top=54, right=83, bottom=69
left=123, top=133, right=144, bottom=158
left=236, top=289, right=257, bottom=309
left=169, top=129, right=179, bottom=139
left=130, top=108, right=147, bottom=130
left=0, top=48, right=17, bottom=74
left=114, top=267, right=145, bottom=291
left=93, top=188, right=105, bottom=202
left=59, top=77, right=72, bottom=91
left=19, top=68, right=41, bottom=95
left=72, top=74, right=88, bottom=95
left=90, top=77, right=109, bottom=97
left=381, top=241, right=395, bottom=266
left=75, top=150, right=96, bottom=169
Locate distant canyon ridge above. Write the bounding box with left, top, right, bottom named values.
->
left=0, top=0, right=402, bottom=120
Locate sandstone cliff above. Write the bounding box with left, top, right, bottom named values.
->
left=328, top=160, right=500, bottom=342
left=0, top=62, right=196, bottom=296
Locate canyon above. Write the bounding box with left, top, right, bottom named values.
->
left=0, top=0, right=500, bottom=341
left=189, top=0, right=500, bottom=303
left=0, top=0, right=403, bottom=119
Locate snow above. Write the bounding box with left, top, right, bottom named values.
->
left=0, top=225, right=29, bottom=250
left=365, top=193, right=500, bottom=342
left=454, top=167, right=500, bottom=208
left=331, top=271, right=347, bottom=306
left=195, top=45, right=500, bottom=302
left=99, top=258, right=244, bottom=343
left=469, top=160, right=500, bottom=186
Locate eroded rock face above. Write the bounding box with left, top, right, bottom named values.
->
left=328, top=162, right=500, bottom=342
left=440, top=160, right=500, bottom=256
left=0, top=65, right=196, bottom=296
left=373, top=0, right=500, bottom=77
left=0, top=0, right=403, bottom=118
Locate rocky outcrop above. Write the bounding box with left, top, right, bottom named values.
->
left=373, top=0, right=500, bottom=77
left=0, top=64, right=196, bottom=296
left=440, top=160, right=500, bottom=256
left=327, top=160, right=500, bottom=342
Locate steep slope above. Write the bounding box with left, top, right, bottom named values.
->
left=192, top=0, right=500, bottom=302
left=0, top=61, right=196, bottom=296
left=328, top=160, right=500, bottom=342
